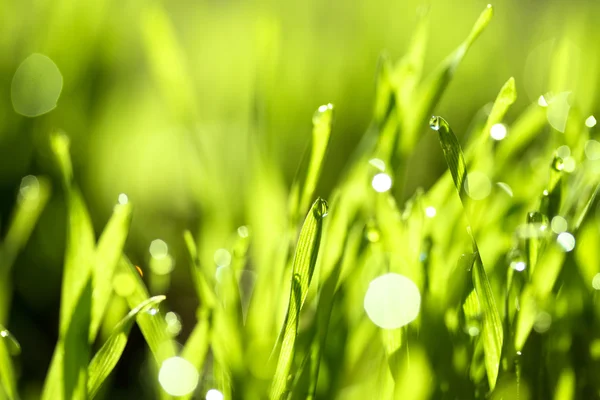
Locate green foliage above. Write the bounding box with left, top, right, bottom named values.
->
left=1, top=3, right=600, bottom=400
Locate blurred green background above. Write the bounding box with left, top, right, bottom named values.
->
left=0, top=0, right=599, bottom=397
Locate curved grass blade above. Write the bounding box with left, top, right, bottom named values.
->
left=270, top=198, right=328, bottom=400
left=116, top=257, right=176, bottom=365
left=0, top=325, right=20, bottom=400
left=179, top=308, right=211, bottom=400
left=430, top=116, right=503, bottom=390
left=87, top=296, right=166, bottom=399
left=89, top=201, right=133, bottom=341
left=42, top=132, right=95, bottom=400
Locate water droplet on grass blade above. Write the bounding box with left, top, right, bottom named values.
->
left=538, top=95, right=548, bottom=107
left=0, top=329, right=21, bottom=355
left=312, top=103, right=334, bottom=125
left=19, top=175, right=40, bottom=202
left=118, top=193, right=129, bottom=204
left=425, top=206, right=437, bottom=218
left=429, top=116, right=441, bottom=131
left=363, top=273, right=421, bottom=329
left=158, top=356, right=199, bottom=396
left=552, top=156, right=565, bottom=171
left=11, top=53, right=63, bottom=117
left=368, top=158, right=386, bottom=171
left=496, top=182, right=514, bottom=197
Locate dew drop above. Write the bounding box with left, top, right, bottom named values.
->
left=368, top=158, right=386, bottom=172
left=496, top=182, right=514, bottom=197
left=118, top=193, right=129, bottom=205
left=552, top=156, right=565, bottom=171
left=0, top=329, right=21, bottom=356
left=19, top=175, right=40, bottom=201
left=538, top=95, right=548, bottom=107
left=312, top=103, right=334, bottom=125
left=429, top=116, right=441, bottom=131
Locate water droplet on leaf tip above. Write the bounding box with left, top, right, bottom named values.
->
left=552, top=156, right=564, bottom=171
left=429, top=116, right=441, bottom=131
left=585, top=115, right=597, bottom=128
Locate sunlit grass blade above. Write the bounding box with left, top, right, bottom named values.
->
left=0, top=175, right=51, bottom=324
left=270, top=198, right=328, bottom=400
left=116, top=257, right=176, bottom=364
left=42, top=132, right=95, bottom=400
left=183, top=230, right=217, bottom=310
left=408, top=5, right=493, bottom=144
left=430, top=117, right=503, bottom=390
left=472, top=253, right=503, bottom=390
left=89, top=201, right=133, bottom=341
left=87, top=296, right=166, bottom=399
left=179, top=308, right=211, bottom=400
left=290, top=104, right=334, bottom=222
left=0, top=325, right=20, bottom=400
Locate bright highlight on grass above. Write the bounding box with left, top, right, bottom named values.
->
left=206, top=389, right=224, bottom=400
left=489, top=123, right=507, bottom=140
left=425, top=206, right=437, bottom=218
left=551, top=216, right=567, bottom=233
left=371, top=173, right=392, bottom=192
left=586, top=115, right=597, bottom=128
left=557, top=232, right=575, bottom=252
left=158, top=357, right=199, bottom=396
left=214, top=248, right=232, bottom=267
left=118, top=193, right=129, bottom=204
left=464, top=171, right=492, bottom=200
left=363, top=273, right=421, bottom=329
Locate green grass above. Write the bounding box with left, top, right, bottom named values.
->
left=1, top=3, right=600, bottom=400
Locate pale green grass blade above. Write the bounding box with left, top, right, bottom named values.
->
left=87, top=295, right=166, bottom=399
left=472, top=254, right=503, bottom=390
left=0, top=176, right=51, bottom=324
left=553, top=368, right=575, bottom=400
left=42, top=132, right=95, bottom=400
left=183, top=230, right=217, bottom=309
left=179, top=308, right=211, bottom=400
left=0, top=325, right=20, bottom=400
left=89, top=201, right=133, bottom=341
left=408, top=5, right=494, bottom=142
left=290, top=104, right=334, bottom=222
left=270, top=198, right=328, bottom=400
left=116, top=257, right=177, bottom=364
left=430, top=117, right=503, bottom=390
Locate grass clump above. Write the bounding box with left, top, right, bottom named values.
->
left=1, top=4, right=600, bottom=400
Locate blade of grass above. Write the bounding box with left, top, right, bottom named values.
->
left=87, top=295, right=166, bottom=399
left=89, top=201, right=133, bottom=341
left=116, top=257, right=177, bottom=364
left=0, top=176, right=51, bottom=325
left=0, top=325, right=20, bottom=400
left=407, top=5, right=494, bottom=150
left=42, top=132, right=95, bottom=400
left=270, top=198, right=328, bottom=400
left=430, top=116, right=503, bottom=390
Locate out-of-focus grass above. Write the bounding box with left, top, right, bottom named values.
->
left=1, top=1, right=600, bottom=399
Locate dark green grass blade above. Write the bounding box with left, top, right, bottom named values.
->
left=87, top=296, right=166, bottom=399
left=430, top=117, right=503, bottom=390
left=0, top=325, right=20, bottom=400
left=0, top=176, right=51, bottom=325
left=270, top=198, right=328, bottom=400
left=42, top=132, right=95, bottom=400
left=89, top=201, right=133, bottom=341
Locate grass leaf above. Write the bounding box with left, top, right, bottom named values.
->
left=270, top=198, right=328, bottom=400
left=89, top=201, right=133, bottom=341
left=87, top=295, right=166, bottom=399
left=0, top=325, right=20, bottom=400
